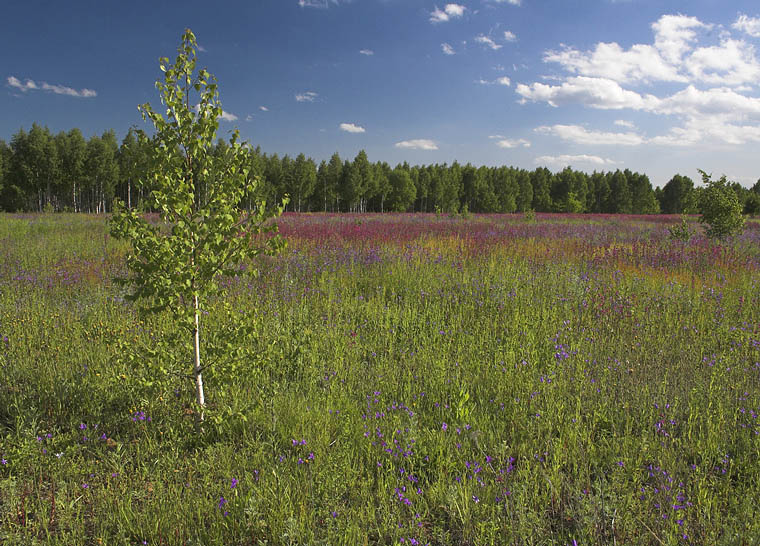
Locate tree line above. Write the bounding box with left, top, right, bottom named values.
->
left=1, top=123, right=759, bottom=215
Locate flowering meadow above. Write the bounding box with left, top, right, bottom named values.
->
left=1, top=212, right=759, bottom=545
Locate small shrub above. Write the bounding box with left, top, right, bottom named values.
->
left=667, top=215, right=693, bottom=242
left=698, top=170, right=745, bottom=241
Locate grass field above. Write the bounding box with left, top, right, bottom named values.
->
left=1, top=212, right=759, bottom=545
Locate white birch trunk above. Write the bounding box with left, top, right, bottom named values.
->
left=193, top=294, right=205, bottom=420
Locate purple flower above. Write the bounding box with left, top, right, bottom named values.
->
left=79, top=423, right=87, bottom=430
left=1, top=458, right=7, bottom=465
left=231, top=478, right=238, bottom=489
left=82, top=483, right=89, bottom=489
left=218, top=496, right=227, bottom=509
left=441, top=422, right=447, bottom=431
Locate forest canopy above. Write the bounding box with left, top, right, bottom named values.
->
left=1, top=123, right=759, bottom=215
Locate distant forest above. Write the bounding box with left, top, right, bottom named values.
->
left=1, top=123, right=759, bottom=215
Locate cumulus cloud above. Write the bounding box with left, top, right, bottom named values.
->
left=516, top=76, right=660, bottom=110
left=650, top=117, right=760, bottom=147
left=518, top=13, right=760, bottom=148
left=442, top=43, right=456, bottom=55
left=489, top=0, right=521, bottom=4
left=503, top=31, right=517, bottom=42
left=477, top=76, right=511, bottom=86
left=539, top=14, right=760, bottom=87
left=614, top=119, right=636, bottom=128
left=475, top=34, right=502, bottom=50
left=543, top=42, right=685, bottom=84
left=536, top=124, right=645, bottom=146
left=359, top=49, right=374, bottom=56
left=340, top=122, right=365, bottom=133
left=733, top=14, right=760, bottom=38
left=684, top=38, right=760, bottom=86
left=395, top=139, right=438, bottom=150
left=494, top=138, right=531, bottom=148
left=430, top=4, right=466, bottom=23
left=259, top=106, right=269, bottom=111
left=295, top=91, right=318, bottom=102
left=535, top=154, right=617, bottom=168
left=7, top=76, right=96, bottom=98
left=652, top=14, right=707, bottom=65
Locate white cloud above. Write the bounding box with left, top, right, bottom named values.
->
left=259, top=106, right=269, bottom=111
left=535, top=154, right=617, bottom=168
left=540, top=15, right=760, bottom=87
left=430, top=3, right=466, bottom=23
left=650, top=117, right=760, bottom=147
left=733, top=14, right=760, bottom=38
left=489, top=0, right=521, bottom=4
left=475, top=34, right=502, bottom=50
left=295, top=91, right=318, bottom=102
left=516, top=76, right=660, bottom=110
left=685, top=38, right=760, bottom=86
left=246, top=115, right=254, bottom=122
left=503, top=31, right=517, bottom=42
left=441, top=43, right=456, bottom=55
left=652, top=14, right=707, bottom=64
left=395, top=139, right=438, bottom=150
left=340, top=122, right=366, bottom=133
left=359, top=49, right=374, bottom=56
left=7, top=76, right=96, bottom=98
left=445, top=3, right=465, bottom=17
left=543, top=42, right=684, bottom=84
left=488, top=134, right=507, bottom=139
left=654, top=85, right=760, bottom=119
left=476, top=76, right=511, bottom=86
left=614, top=119, right=636, bottom=128
left=519, top=13, right=760, bottom=148
left=495, top=138, right=531, bottom=148
left=536, top=124, right=645, bottom=146
left=298, top=0, right=345, bottom=8
left=7, top=76, right=37, bottom=92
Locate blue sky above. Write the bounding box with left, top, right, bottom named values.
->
left=3, top=0, right=760, bottom=187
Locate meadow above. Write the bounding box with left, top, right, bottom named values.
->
left=0, top=212, right=759, bottom=545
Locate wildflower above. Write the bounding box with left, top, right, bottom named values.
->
left=79, top=423, right=87, bottom=430
left=218, top=496, right=227, bottom=509
left=231, top=478, right=238, bottom=489
left=441, top=422, right=447, bottom=431
left=1, top=458, right=6, bottom=465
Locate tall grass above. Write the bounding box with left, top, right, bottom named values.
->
left=1, top=213, right=759, bottom=545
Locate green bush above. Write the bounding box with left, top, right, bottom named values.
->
left=697, top=170, right=745, bottom=240
left=667, top=214, right=693, bottom=242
